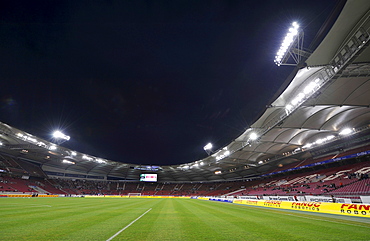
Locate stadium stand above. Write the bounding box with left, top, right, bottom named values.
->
left=1, top=150, right=368, bottom=201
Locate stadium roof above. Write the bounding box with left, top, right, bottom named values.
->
left=1, top=0, right=370, bottom=182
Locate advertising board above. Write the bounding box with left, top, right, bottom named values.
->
left=233, top=199, right=370, bottom=218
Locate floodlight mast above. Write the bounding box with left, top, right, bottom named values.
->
left=274, top=22, right=311, bottom=67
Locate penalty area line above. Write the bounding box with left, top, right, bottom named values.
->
left=106, top=208, right=152, bottom=241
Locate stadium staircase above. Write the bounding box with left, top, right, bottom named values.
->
left=29, top=185, right=47, bottom=194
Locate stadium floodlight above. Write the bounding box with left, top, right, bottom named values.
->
left=82, top=155, right=93, bottom=161
left=302, top=135, right=337, bottom=150
left=52, top=130, right=70, bottom=145
left=285, top=79, right=322, bottom=114
left=49, top=145, right=57, bottom=151
left=95, top=158, right=106, bottom=164
left=203, top=143, right=212, bottom=150
left=285, top=104, right=293, bottom=111
left=274, top=22, right=310, bottom=66
left=62, top=159, right=75, bottom=164
left=249, top=132, right=258, bottom=141
left=203, top=143, right=213, bottom=155
left=339, top=128, right=353, bottom=136
left=216, top=149, right=231, bottom=161
left=52, top=130, right=70, bottom=141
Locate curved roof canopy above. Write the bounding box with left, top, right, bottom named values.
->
left=1, top=0, right=370, bottom=182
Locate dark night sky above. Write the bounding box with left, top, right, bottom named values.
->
left=0, top=0, right=339, bottom=165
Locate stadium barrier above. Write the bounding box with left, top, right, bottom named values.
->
left=209, top=197, right=233, bottom=203
left=238, top=196, right=259, bottom=200
left=361, top=196, right=370, bottom=204
left=84, top=195, right=190, bottom=199
left=2, top=194, right=59, bottom=198
left=261, top=196, right=297, bottom=201
left=233, top=199, right=370, bottom=218
left=196, top=197, right=210, bottom=200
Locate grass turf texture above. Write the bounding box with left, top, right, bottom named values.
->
left=0, top=197, right=369, bottom=241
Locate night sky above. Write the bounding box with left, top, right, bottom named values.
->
left=0, top=0, right=339, bottom=165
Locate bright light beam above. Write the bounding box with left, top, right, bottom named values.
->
left=52, top=130, right=70, bottom=141
left=274, top=21, right=300, bottom=66
left=203, top=143, right=213, bottom=151
left=203, top=143, right=213, bottom=155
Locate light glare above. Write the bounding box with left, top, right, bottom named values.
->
left=274, top=22, right=300, bottom=65
left=49, top=145, right=57, bottom=150
left=339, top=128, right=353, bottom=135
left=52, top=130, right=70, bottom=141
left=203, top=143, right=213, bottom=151
left=250, top=132, right=258, bottom=140
left=62, top=159, right=75, bottom=164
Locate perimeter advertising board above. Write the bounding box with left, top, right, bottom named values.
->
left=233, top=199, right=370, bottom=218
left=263, top=196, right=296, bottom=201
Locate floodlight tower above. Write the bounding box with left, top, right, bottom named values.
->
left=274, top=22, right=311, bottom=67
left=52, top=130, right=70, bottom=145
left=203, top=143, right=213, bottom=155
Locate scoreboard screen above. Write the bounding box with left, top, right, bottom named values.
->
left=140, top=174, right=157, bottom=182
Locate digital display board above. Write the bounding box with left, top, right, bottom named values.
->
left=140, top=174, right=157, bottom=182
left=134, top=166, right=161, bottom=171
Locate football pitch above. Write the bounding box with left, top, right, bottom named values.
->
left=1, top=197, right=369, bottom=241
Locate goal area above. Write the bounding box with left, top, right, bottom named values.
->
left=128, top=193, right=142, bottom=197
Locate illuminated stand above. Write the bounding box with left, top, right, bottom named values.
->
left=274, top=22, right=311, bottom=67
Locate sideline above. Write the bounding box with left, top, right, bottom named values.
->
left=2, top=203, right=52, bottom=208
left=232, top=202, right=370, bottom=225
left=284, top=213, right=370, bottom=229
left=106, top=208, right=152, bottom=241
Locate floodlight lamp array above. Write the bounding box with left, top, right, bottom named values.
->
left=285, top=78, right=321, bottom=113
left=203, top=143, right=213, bottom=151
left=274, top=22, right=299, bottom=66
left=15, top=130, right=111, bottom=167
left=95, top=158, right=107, bottom=164
left=302, top=135, right=336, bottom=149
left=301, top=128, right=354, bottom=151
left=82, top=155, right=93, bottom=161
left=52, top=130, right=70, bottom=141
left=16, top=133, right=37, bottom=144
left=215, top=148, right=230, bottom=161
left=249, top=132, right=258, bottom=141
left=49, top=145, right=57, bottom=151
left=62, top=159, right=75, bottom=164
left=339, top=128, right=353, bottom=136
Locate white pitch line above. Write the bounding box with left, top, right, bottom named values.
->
left=3, top=203, right=52, bottom=208
left=284, top=213, right=370, bottom=229
left=106, top=208, right=152, bottom=241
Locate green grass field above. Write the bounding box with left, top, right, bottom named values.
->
left=0, top=197, right=369, bottom=241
